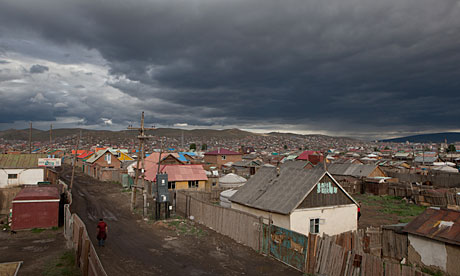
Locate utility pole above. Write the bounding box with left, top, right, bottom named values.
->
left=69, top=130, right=81, bottom=190
left=128, top=112, right=155, bottom=217
left=29, top=122, right=32, bottom=154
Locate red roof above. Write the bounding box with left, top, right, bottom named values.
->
left=296, top=151, right=324, bottom=164
left=145, top=164, right=208, bottom=182
left=144, top=152, right=181, bottom=164
left=205, top=149, right=241, bottom=155
left=77, top=151, right=94, bottom=159
left=13, top=186, right=60, bottom=201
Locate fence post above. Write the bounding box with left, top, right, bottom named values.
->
left=82, top=238, right=90, bottom=276
left=76, top=226, right=84, bottom=267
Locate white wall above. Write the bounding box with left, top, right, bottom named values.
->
left=0, top=168, right=44, bottom=188
left=290, top=204, right=357, bottom=236
left=408, top=234, right=447, bottom=271
left=231, top=202, right=290, bottom=229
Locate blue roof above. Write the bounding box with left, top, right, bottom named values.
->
left=178, top=152, right=196, bottom=162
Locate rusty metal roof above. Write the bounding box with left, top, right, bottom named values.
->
left=0, top=154, right=48, bottom=168
left=403, top=208, right=460, bottom=246
left=13, top=186, right=60, bottom=201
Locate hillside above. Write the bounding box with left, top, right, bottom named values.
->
left=381, top=132, right=460, bottom=143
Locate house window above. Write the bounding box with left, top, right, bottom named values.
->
left=168, top=181, right=176, bottom=190
left=310, top=218, right=320, bottom=234
left=105, top=153, right=111, bottom=164
left=188, top=180, right=199, bottom=188
left=221, top=155, right=226, bottom=160
left=8, top=174, right=18, bottom=179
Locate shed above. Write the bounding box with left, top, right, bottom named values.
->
left=11, top=186, right=60, bottom=230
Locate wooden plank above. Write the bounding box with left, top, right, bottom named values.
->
left=82, top=238, right=91, bottom=276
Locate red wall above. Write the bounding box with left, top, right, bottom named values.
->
left=12, top=202, right=59, bottom=230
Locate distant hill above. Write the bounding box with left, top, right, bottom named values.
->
left=0, top=127, right=356, bottom=143
left=381, top=132, right=460, bottom=143
left=0, top=127, right=258, bottom=142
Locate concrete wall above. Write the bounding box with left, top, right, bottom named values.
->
left=290, top=204, right=357, bottom=236
left=0, top=168, right=44, bottom=188
left=231, top=202, right=290, bottom=229
left=408, top=234, right=447, bottom=271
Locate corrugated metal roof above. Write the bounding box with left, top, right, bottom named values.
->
left=144, top=164, right=208, bottom=182
left=13, top=186, right=60, bottom=201
left=85, top=149, right=110, bottom=163
left=404, top=208, right=460, bottom=246
left=0, top=154, right=48, bottom=168
left=205, top=149, right=241, bottom=155
left=327, top=163, right=378, bottom=178
left=229, top=166, right=327, bottom=215
left=414, top=156, right=438, bottom=163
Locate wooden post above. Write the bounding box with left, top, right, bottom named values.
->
left=69, top=130, right=81, bottom=190
left=76, top=226, right=84, bottom=267
left=82, top=238, right=90, bottom=276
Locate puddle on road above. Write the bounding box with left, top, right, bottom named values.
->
left=32, top=238, right=55, bottom=244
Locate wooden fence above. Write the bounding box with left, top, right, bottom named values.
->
left=306, top=233, right=430, bottom=276
left=64, top=204, right=107, bottom=276
left=386, top=171, right=460, bottom=188
left=176, top=191, right=262, bottom=251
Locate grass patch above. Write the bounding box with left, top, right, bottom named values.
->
left=31, top=228, right=45, bottom=233
left=42, top=250, right=81, bottom=276
left=355, top=194, right=426, bottom=223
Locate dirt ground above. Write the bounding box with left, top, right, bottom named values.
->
left=0, top=228, right=72, bottom=275
left=62, top=167, right=302, bottom=276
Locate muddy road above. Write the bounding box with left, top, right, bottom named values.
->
left=62, top=167, right=301, bottom=276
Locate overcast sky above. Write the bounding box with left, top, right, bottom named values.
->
left=1, top=0, right=459, bottom=140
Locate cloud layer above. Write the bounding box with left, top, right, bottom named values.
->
left=1, top=0, right=460, bottom=139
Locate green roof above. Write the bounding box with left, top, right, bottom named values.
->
left=0, top=154, right=48, bottom=168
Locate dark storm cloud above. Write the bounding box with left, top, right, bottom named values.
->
left=29, top=64, right=49, bottom=74
left=1, top=0, right=460, bottom=136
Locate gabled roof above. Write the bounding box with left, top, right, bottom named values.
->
left=85, top=149, right=113, bottom=164
left=327, top=163, right=379, bottom=178
left=13, top=186, right=59, bottom=201
left=205, top=149, right=241, bottom=155
left=77, top=151, right=94, bottom=159
left=144, top=152, right=181, bottom=164
left=281, top=160, right=312, bottom=170
left=404, top=208, right=460, bottom=246
left=144, top=164, right=208, bottom=182
left=0, top=154, right=48, bottom=168
left=230, top=166, right=352, bottom=215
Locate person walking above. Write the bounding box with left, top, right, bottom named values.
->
left=96, top=218, right=108, bottom=247
left=357, top=202, right=362, bottom=222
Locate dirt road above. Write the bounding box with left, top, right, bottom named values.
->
left=63, top=167, right=301, bottom=276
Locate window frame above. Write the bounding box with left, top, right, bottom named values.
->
left=168, top=181, right=176, bottom=190
left=309, top=218, right=320, bottom=234
left=221, top=155, right=226, bottom=160
left=188, top=180, right=199, bottom=188
left=8, top=174, right=18, bottom=179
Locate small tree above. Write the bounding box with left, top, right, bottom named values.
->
left=201, top=144, right=207, bottom=151
left=190, top=143, right=196, bottom=150
left=283, top=145, right=288, bottom=150
left=447, top=144, right=456, bottom=153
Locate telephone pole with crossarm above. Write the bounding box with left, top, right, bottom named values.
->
left=128, top=112, right=156, bottom=217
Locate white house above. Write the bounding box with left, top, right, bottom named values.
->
left=404, top=208, right=460, bottom=275
left=229, top=166, right=359, bottom=237
left=0, top=154, right=46, bottom=188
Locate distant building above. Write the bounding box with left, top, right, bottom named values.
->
left=296, top=150, right=324, bottom=165
left=204, top=149, right=242, bottom=169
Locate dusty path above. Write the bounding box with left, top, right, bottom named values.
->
left=62, top=167, right=301, bottom=276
